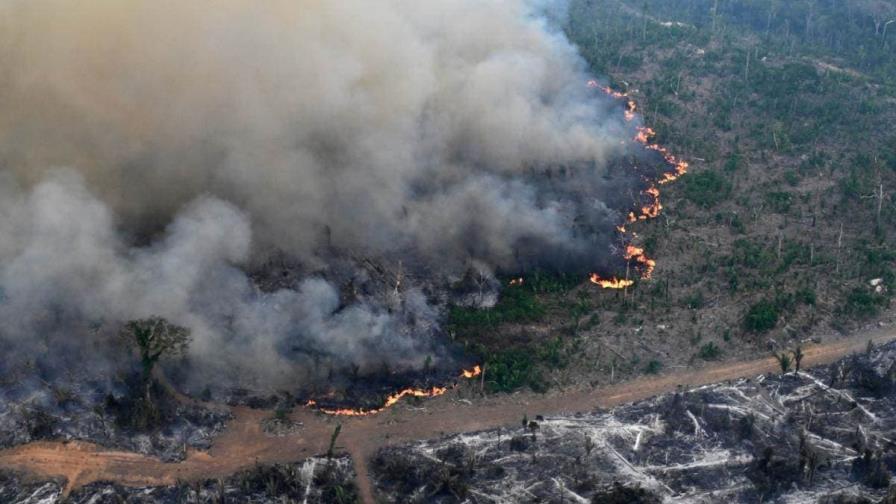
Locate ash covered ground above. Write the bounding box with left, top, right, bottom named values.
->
left=1, top=336, right=895, bottom=503
left=371, top=341, right=896, bottom=503
left=0, top=455, right=356, bottom=504
left=0, top=360, right=230, bottom=461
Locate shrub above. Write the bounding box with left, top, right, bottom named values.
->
left=730, top=239, right=774, bottom=270
left=795, top=287, right=817, bottom=306
left=783, top=170, right=800, bottom=186
left=524, top=271, right=580, bottom=294
left=775, top=352, right=792, bottom=374
left=724, top=152, right=742, bottom=172
left=485, top=349, right=545, bottom=393
left=682, top=171, right=731, bottom=207
left=698, top=342, right=722, bottom=360
left=841, top=288, right=887, bottom=319
left=684, top=291, right=705, bottom=309
left=447, top=285, right=545, bottom=335
left=764, top=191, right=793, bottom=213
left=537, top=338, right=567, bottom=369
left=744, top=300, right=780, bottom=332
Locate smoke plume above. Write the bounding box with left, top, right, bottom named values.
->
left=0, top=0, right=640, bottom=392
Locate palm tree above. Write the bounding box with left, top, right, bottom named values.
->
left=775, top=352, right=792, bottom=375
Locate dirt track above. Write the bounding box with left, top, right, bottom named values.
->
left=1, top=327, right=893, bottom=503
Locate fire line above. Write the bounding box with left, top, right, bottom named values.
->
left=306, top=365, right=482, bottom=416
left=588, top=82, right=687, bottom=289
left=310, top=82, right=685, bottom=416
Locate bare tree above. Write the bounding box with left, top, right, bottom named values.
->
left=711, top=0, right=720, bottom=34
left=884, top=20, right=895, bottom=46
left=122, top=317, right=191, bottom=401
left=835, top=223, right=844, bottom=274
left=792, top=345, right=805, bottom=373
left=583, top=435, right=595, bottom=457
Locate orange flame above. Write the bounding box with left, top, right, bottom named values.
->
left=625, top=244, right=657, bottom=279
left=462, top=365, right=482, bottom=378
left=633, top=126, right=689, bottom=184
left=509, top=277, right=524, bottom=286
left=587, top=83, right=689, bottom=289
left=589, top=274, right=635, bottom=289
left=634, top=126, right=655, bottom=144
left=306, top=365, right=482, bottom=416
left=588, top=80, right=637, bottom=121
left=639, top=186, right=662, bottom=220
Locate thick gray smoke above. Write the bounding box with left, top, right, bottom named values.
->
left=0, top=0, right=636, bottom=391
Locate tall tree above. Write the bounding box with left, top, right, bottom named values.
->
left=122, top=317, right=191, bottom=401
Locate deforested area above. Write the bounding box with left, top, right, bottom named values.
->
left=1, top=0, right=896, bottom=502
left=0, top=455, right=357, bottom=503
left=371, top=340, right=896, bottom=503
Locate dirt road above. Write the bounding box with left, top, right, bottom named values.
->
left=1, top=328, right=893, bottom=503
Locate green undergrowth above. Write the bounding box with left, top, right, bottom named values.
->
left=447, top=272, right=578, bottom=393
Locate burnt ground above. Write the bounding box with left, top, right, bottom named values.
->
left=0, top=366, right=230, bottom=462
left=370, top=340, right=896, bottom=503
left=0, top=454, right=356, bottom=503
left=0, top=328, right=892, bottom=504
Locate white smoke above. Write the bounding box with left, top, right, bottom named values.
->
left=0, top=171, right=440, bottom=389
left=0, top=0, right=634, bottom=390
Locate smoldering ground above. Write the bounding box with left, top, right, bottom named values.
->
left=0, top=0, right=655, bottom=394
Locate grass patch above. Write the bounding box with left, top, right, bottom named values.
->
left=448, top=273, right=582, bottom=394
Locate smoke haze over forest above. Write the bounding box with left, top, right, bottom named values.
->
left=0, top=0, right=643, bottom=391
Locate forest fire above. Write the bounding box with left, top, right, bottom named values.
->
left=635, top=125, right=654, bottom=143
left=462, top=365, right=483, bottom=378
left=307, top=365, right=482, bottom=416
left=636, top=126, right=689, bottom=185
left=587, top=80, right=637, bottom=121
left=589, top=274, right=635, bottom=289
left=640, top=186, right=662, bottom=219
left=588, top=84, right=687, bottom=289
left=308, top=82, right=685, bottom=413
left=625, top=244, right=656, bottom=279
left=588, top=245, right=655, bottom=288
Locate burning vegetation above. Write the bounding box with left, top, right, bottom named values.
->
left=304, top=78, right=684, bottom=416
left=305, top=366, right=481, bottom=417
left=587, top=85, right=686, bottom=290
left=0, top=0, right=688, bottom=422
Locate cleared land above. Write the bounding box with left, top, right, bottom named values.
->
left=2, top=323, right=894, bottom=503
